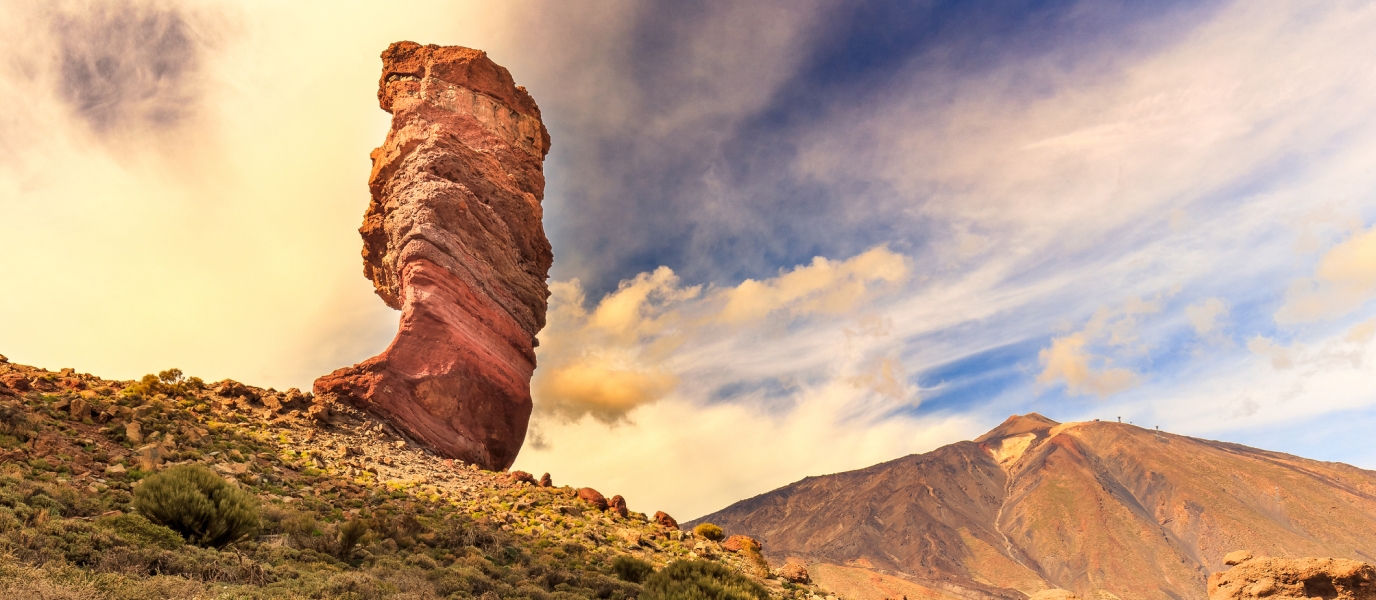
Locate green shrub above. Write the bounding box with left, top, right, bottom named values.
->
left=132, top=464, right=259, bottom=548
left=98, top=513, right=185, bottom=550
left=741, top=544, right=771, bottom=578
left=612, top=555, right=655, bottom=583
left=643, top=560, right=768, bottom=600
left=693, top=523, right=724, bottom=541
left=337, top=518, right=369, bottom=558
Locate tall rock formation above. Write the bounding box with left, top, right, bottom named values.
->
left=689, top=414, right=1376, bottom=600
left=314, top=42, right=552, bottom=471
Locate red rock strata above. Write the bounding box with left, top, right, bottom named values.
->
left=314, top=42, right=552, bottom=471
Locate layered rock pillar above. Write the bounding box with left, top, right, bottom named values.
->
left=314, top=42, right=552, bottom=471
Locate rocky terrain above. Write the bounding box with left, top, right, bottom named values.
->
left=689, top=414, right=1376, bottom=600
left=315, top=41, right=555, bottom=471
left=1207, top=550, right=1376, bottom=600
left=0, top=355, right=820, bottom=599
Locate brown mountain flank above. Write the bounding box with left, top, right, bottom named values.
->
left=688, top=414, right=1376, bottom=600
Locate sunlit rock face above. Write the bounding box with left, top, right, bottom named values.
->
left=315, top=41, right=552, bottom=471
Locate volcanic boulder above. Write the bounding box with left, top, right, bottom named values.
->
left=722, top=535, right=761, bottom=553
left=578, top=488, right=609, bottom=511
left=1208, top=555, right=1376, bottom=600
left=654, top=511, right=678, bottom=529
left=609, top=494, right=629, bottom=518
left=314, top=42, right=553, bottom=471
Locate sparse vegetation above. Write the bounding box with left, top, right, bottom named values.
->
left=643, top=559, right=770, bottom=600
left=0, top=363, right=806, bottom=600
left=120, top=368, right=205, bottom=400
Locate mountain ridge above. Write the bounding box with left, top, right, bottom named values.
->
left=688, top=414, right=1376, bottom=600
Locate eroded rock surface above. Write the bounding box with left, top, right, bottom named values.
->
left=1208, top=555, right=1376, bottom=600
left=314, top=42, right=552, bottom=470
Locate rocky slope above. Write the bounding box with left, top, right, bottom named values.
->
left=315, top=41, right=554, bottom=471
left=0, top=355, right=822, bottom=599
left=688, top=414, right=1376, bottom=600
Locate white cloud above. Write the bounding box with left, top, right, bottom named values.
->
left=1276, top=224, right=1376, bottom=323
left=1037, top=332, right=1137, bottom=398
left=532, top=246, right=910, bottom=422
left=1034, top=293, right=1176, bottom=398
left=1186, top=298, right=1229, bottom=335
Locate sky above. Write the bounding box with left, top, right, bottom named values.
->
left=2, top=0, right=1376, bottom=520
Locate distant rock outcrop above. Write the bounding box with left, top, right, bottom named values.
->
left=1209, top=554, right=1376, bottom=600
left=314, top=42, right=553, bottom=471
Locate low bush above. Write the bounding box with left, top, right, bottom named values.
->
left=98, top=513, right=184, bottom=550
left=611, top=555, right=654, bottom=583
left=693, top=523, right=724, bottom=541
left=642, top=560, right=768, bottom=600
left=131, top=465, right=258, bottom=548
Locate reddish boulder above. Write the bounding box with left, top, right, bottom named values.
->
left=1, top=374, right=30, bottom=392
left=539, top=472, right=552, bottom=487
left=654, top=511, right=678, bottom=529
left=508, top=470, right=537, bottom=485
left=577, top=488, right=609, bottom=511
left=314, top=42, right=552, bottom=472
left=722, top=535, right=760, bottom=552
left=609, top=495, right=629, bottom=518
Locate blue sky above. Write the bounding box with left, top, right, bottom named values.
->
left=2, top=0, right=1375, bottom=519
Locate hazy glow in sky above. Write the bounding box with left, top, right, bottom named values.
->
left=3, top=0, right=1375, bottom=519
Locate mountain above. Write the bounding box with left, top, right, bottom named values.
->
left=687, top=414, right=1376, bottom=600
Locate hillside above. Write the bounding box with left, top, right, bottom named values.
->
left=688, top=413, right=1376, bottom=600
left=0, top=356, right=815, bottom=599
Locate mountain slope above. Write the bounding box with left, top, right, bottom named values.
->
left=688, top=414, right=1376, bottom=600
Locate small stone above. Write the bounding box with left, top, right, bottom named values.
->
left=692, top=540, right=717, bottom=559
left=70, top=398, right=92, bottom=420
left=1224, top=550, right=1254, bottom=566
left=214, top=462, right=249, bottom=476
left=125, top=422, right=144, bottom=444
left=393, top=440, right=406, bottom=449
left=135, top=443, right=166, bottom=471
left=52, top=398, right=71, bottom=411
left=105, top=464, right=127, bottom=475
left=617, top=529, right=642, bottom=546
left=778, top=563, right=810, bottom=584
left=307, top=404, right=330, bottom=421
left=132, top=406, right=152, bottom=419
